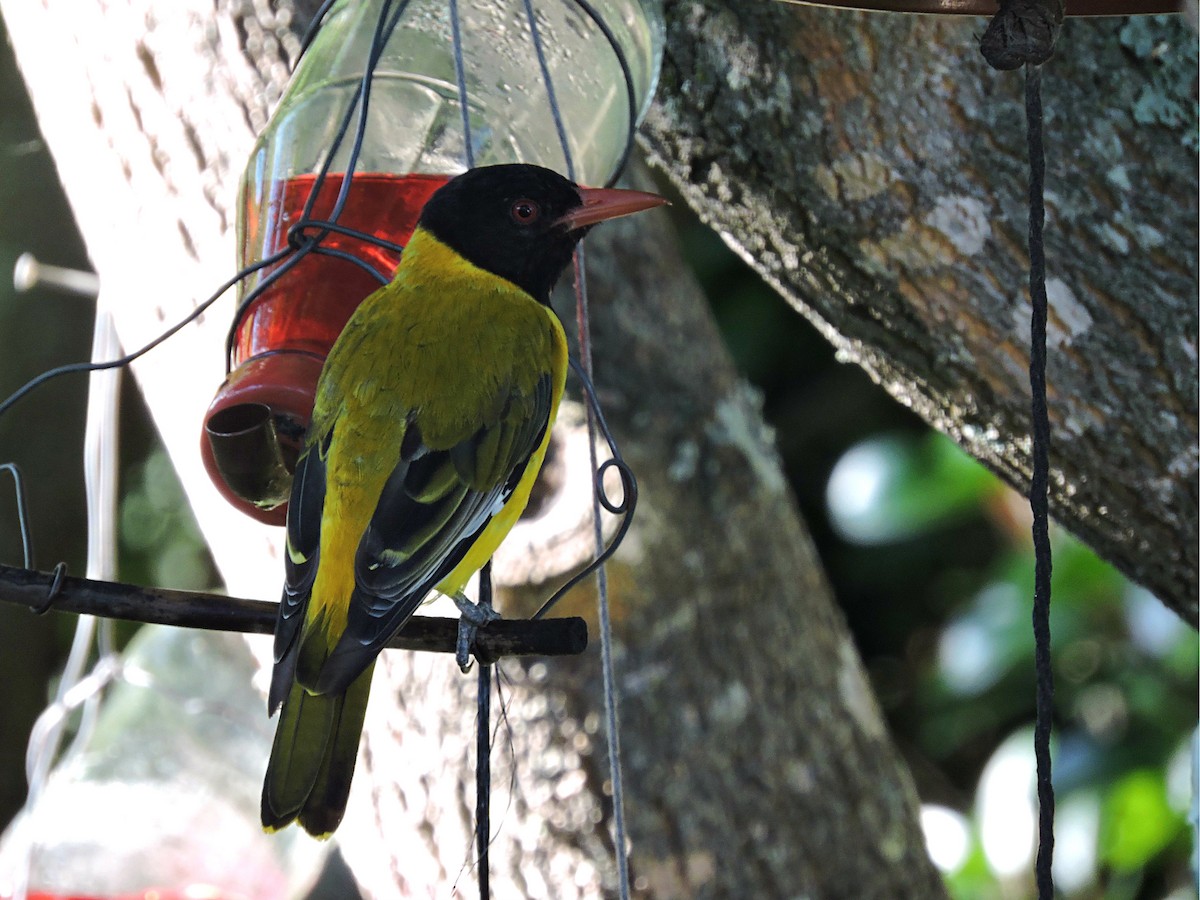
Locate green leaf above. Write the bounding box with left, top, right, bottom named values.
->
left=1099, top=769, right=1184, bottom=871
left=826, top=432, right=997, bottom=544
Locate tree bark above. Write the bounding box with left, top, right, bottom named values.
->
left=641, top=2, right=1198, bottom=623
left=1, top=0, right=944, bottom=897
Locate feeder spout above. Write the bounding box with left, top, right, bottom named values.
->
left=205, top=403, right=293, bottom=510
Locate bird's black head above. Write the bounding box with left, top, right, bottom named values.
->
left=416, top=164, right=666, bottom=304
left=416, top=164, right=585, bottom=304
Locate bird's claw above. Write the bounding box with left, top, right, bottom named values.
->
left=452, top=592, right=501, bottom=672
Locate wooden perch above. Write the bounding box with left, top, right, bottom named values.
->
left=0, top=563, right=587, bottom=661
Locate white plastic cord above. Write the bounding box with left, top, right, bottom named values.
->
left=83, top=307, right=121, bottom=585
left=14, top=300, right=121, bottom=900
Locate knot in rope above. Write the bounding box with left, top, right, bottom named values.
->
left=980, top=0, right=1065, bottom=70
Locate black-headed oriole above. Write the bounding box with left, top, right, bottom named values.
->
left=261, top=163, right=666, bottom=837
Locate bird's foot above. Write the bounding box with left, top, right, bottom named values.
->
left=452, top=592, right=501, bottom=672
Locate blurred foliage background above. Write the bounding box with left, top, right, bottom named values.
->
left=0, top=12, right=1194, bottom=897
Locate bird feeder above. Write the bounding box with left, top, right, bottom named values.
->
left=202, top=0, right=663, bottom=524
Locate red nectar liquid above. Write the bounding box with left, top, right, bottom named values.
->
left=233, top=171, right=452, bottom=366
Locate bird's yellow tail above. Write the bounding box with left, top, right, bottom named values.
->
left=261, top=662, right=374, bottom=838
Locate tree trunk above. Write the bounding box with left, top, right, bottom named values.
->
left=641, top=2, right=1198, bottom=623
left=1, top=0, right=944, bottom=897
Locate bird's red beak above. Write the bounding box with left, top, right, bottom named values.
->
left=556, top=186, right=668, bottom=231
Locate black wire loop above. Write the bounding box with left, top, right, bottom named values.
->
left=287, top=219, right=406, bottom=258
left=32, top=561, right=68, bottom=615
left=223, top=0, right=415, bottom=373
left=594, top=458, right=631, bottom=515
left=0, top=463, right=34, bottom=571
left=569, top=0, right=640, bottom=188
left=532, top=358, right=638, bottom=620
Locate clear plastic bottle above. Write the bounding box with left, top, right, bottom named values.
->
left=203, top=0, right=663, bottom=523
left=0, top=628, right=325, bottom=900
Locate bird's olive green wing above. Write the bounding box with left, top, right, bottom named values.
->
left=312, top=373, right=553, bottom=695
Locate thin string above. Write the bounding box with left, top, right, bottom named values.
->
left=449, top=0, right=475, bottom=169
left=1025, top=63, right=1055, bottom=900
left=525, top=5, right=633, bottom=894
left=0, top=248, right=289, bottom=422
left=572, top=249, right=632, bottom=900
left=523, top=0, right=574, bottom=181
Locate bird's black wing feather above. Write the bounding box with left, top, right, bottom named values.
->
left=268, top=426, right=331, bottom=714
left=313, top=374, right=552, bottom=694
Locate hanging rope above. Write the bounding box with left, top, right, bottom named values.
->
left=980, top=2, right=1063, bottom=898
left=1022, top=64, right=1056, bottom=900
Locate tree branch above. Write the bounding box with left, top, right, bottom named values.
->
left=642, top=2, right=1198, bottom=623
left=0, top=564, right=587, bottom=660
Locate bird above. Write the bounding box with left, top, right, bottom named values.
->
left=260, top=163, right=666, bottom=837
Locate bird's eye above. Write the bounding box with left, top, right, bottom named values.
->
left=510, top=199, right=540, bottom=225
